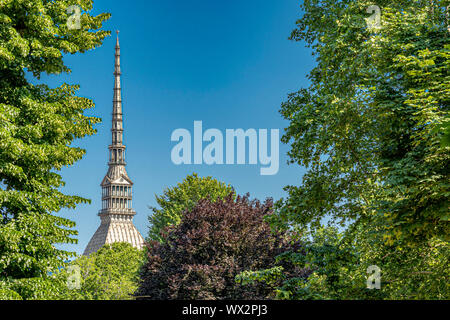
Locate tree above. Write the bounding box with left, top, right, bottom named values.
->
left=137, top=194, right=305, bottom=300
left=0, top=0, right=110, bottom=299
left=276, top=0, right=449, bottom=243
left=240, top=225, right=449, bottom=300
left=1, top=242, right=145, bottom=300
left=237, top=226, right=367, bottom=300
left=59, top=242, right=145, bottom=300
left=260, top=0, right=449, bottom=299
left=147, top=173, right=234, bottom=243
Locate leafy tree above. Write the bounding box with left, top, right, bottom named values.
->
left=237, top=227, right=365, bottom=300
left=137, top=194, right=305, bottom=300
left=276, top=0, right=449, bottom=243
left=0, top=242, right=145, bottom=300
left=240, top=225, right=449, bottom=300
left=257, top=0, right=449, bottom=300
left=353, top=222, right=450, bottom=299
left=0, top=0, right=110, bottom=299
left=0, top=273, right=64, bottom=300
left=147, top=173, right=234, bottom=243
left=58, top=242, right=145, bottom=300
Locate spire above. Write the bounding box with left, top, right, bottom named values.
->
left=114, top=30, right=121, bottom=76
left=111, top=30, right=124, bottom=164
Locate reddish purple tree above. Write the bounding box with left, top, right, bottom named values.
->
left=136, top=194, right=304, bottom=300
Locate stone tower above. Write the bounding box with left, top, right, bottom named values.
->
left=83, top=32, right=144, bottom=256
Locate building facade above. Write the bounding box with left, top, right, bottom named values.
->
left=83, top=32, right=144, bottom=256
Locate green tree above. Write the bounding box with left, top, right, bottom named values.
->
left=237, top=226, right=367, bottom=300
left=0, top=0, right=110, bottom=299
left=258, top=0, right=449, bottom=299
left=240, top=225, right=449, bottom=300
left=147, top=173, right=234, bottom=243
left=59, top=242, right=145, bottom=300
left=276, top=0, right=449, bottom=243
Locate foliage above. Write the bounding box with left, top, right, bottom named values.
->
left=0, top=0, right=110, bottom=299
left=259, top=0, right=449, bottom=300
left=0, top=287, right=22, bottom=300
left=57, top=242, right=145, bottom=300
left=240, top=225, right=449, bottom=300
left=237, top=227, right=362, bottom=300
left=275, top=0, right=449, bottom=242
left=0, top=273, right=67, bottom=300
left=0, top=243, right=145, bottom=300
left=137, top=194, right=306, bottom=300
left=147, top=173, right=234, bottom=243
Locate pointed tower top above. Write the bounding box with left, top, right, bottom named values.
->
left=115, top=30, right=120, bottom=48
left=114, top=32, right=121, bottom=76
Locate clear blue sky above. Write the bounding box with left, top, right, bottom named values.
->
left=42, top=0, right=314, bottom=255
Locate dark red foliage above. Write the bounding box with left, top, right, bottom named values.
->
left=136, top=194, right=302, bottom=300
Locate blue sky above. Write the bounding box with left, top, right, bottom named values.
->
left=43, top=0, right=315, bottom=255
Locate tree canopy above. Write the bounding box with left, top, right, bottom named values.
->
left=147, top=173, right=234, bottom=243
left=254, top=0, right=449, bottom=300
left=275, top=0, right=449, bottom=244
left=59, top=242, right=145, bottom=300
left=0, top=0, right=110, bottom=299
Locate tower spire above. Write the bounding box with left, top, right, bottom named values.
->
left=83, top=32, right=144, bottom=256
left=111, top=30, right=124, bottom=162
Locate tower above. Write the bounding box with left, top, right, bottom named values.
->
left=83, top=32, right=144, bottom=256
